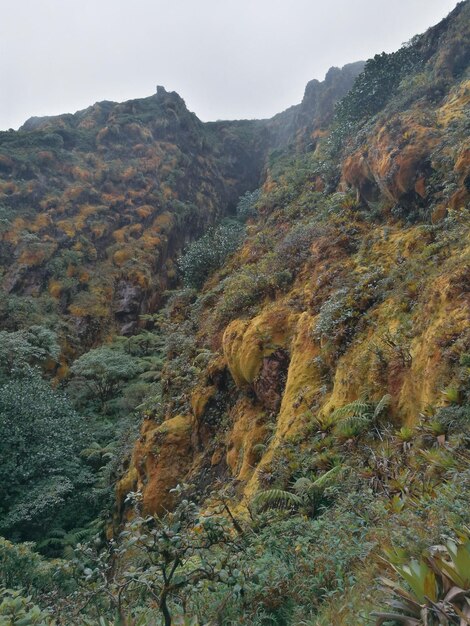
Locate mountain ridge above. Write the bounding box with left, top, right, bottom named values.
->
left=0, top=60, right=363, bottom=349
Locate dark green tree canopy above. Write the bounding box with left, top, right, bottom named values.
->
left=0, top=325, right=59, bottom=382
left=0, top=371, right=92, bottom=541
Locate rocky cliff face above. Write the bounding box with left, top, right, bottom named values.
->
left=269, top=60, right=366, bottom=151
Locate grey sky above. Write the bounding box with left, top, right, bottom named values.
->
left=0, top=0, right=459, bottom=130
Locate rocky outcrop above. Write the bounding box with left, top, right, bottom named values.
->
left=268, top=61, right=365, bottom=151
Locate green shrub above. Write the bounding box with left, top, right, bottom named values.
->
left=236, top=189, right=260, bottom=221
left=0, top=537, right=71, bottom=597
left=335, top=45, right=423, bottom=124
left=0, top=588, right=53, bottom=625
left=0, top=371, right=93, bottom=542
left=70, top=345, right=142, bottom=410
left=178, top=220, right=245, bottom=288
left=0, top=326, right=59, bottom=382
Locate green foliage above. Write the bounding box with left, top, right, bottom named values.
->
left=330, top=395, right=391, bottom=438
left=0, top=371, right=93, bottom=542
left=178, top=220, right=245, bottom=288
left=313, top=270, right=387, bottom=356
left=253, top=465, right=343, bottom=517
left=373, top=531, right=470, bottom=625
left=0, top=293, right=58, bottom=334
left=335, top=44, right=423, bottom=124
left=0, top=538, right=68, bottom=597
left=70, top=346, right=141, bottom=410
left=0, top=588, right=53, bottom=625
left=0, top=326, right=59, bottom=381
left=72, top=486, right=243, bottom=626
left=276, top=220, right=325, bottom=271
left=214, top=250, right=293, bottom=324
left=236, top=188, right=260, bottom=222
left=252, top=488, right=302, bottom=512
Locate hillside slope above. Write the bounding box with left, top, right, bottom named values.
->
left=120, top=0, right=470, bottom=516
left=0, top=3, right=469, bottom=625
left=0, top=66, right=362, bottom=357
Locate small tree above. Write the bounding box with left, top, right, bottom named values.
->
left=70, top=346, right=141, bottom=410
left=74, top=486, right=244, bottom=625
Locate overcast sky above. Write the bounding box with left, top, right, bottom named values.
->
left=0, top=0, right=459, bottom=130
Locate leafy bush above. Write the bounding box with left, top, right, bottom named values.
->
left=313, top=271, right=386, bottom=348
left=276, top=220, right=325, bottom=271
left=335, top=44, right=423, bottom=124
left=314, top=287, right=355, bottom=341
left=0, top=588, right=53, bottom=625
left=236, top=188, right=260, bottom=221
left=178, top=220, right=245, bottom=288
left=0, top=326, right=59, bottom=382
left=0, top=537, right=71, bottom=597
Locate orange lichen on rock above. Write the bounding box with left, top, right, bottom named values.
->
left=48, top=279, right=62, bottom=298
left=30, top=213, right=51, bottom=232
left=56, top=220, right=76, bottom=238
left=345, top=115, right=439, bottom=205
left=141, top=233, right=162, bottom=251
left=132, top=415, right=193, bottom=514
left=136, top=205, right=154, bottom=219
left=153, top=211, right=174, bottom=233
left=18, top=243, right=56, bottom=267
left=113, top=248, right=133, bottom=266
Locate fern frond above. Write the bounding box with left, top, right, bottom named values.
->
left=374, top=394, right=392, bottom=419
left=66, top=527, right=94, bottom=544
left=342, top=413, right=372, bottom=429
left=330, top=400, right=371, bottom=420
left=292, top=477, right=313, bottom=496
left=45, top=528, right=67, bottom=539
left=253, top=489, right=302, bottom=512
left=311, top=412, right=339, bottom=432
left=139, top=370, right=162, bottom=382
left=309, top=465, right=343, bottom=493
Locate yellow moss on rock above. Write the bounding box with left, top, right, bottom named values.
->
left=226, top=398, right=267, bottom=482
left=191, top=385, right=216, bottom=420
left=275, top=312, right=323, bottom=438
left=223, top=306, right=297, bottom=387
left=48, top=279, right=62, bottom=299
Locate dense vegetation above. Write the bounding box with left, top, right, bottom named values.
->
left=0, top=2, right=469, bottom=625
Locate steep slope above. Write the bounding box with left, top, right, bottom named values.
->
left=1, top=3, right=470, bottom=625
left=118, top=1, right=470, bottom=518
left=0, top=67, right=362, bottom=361
left=0, top=88, right=269, bottom=351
